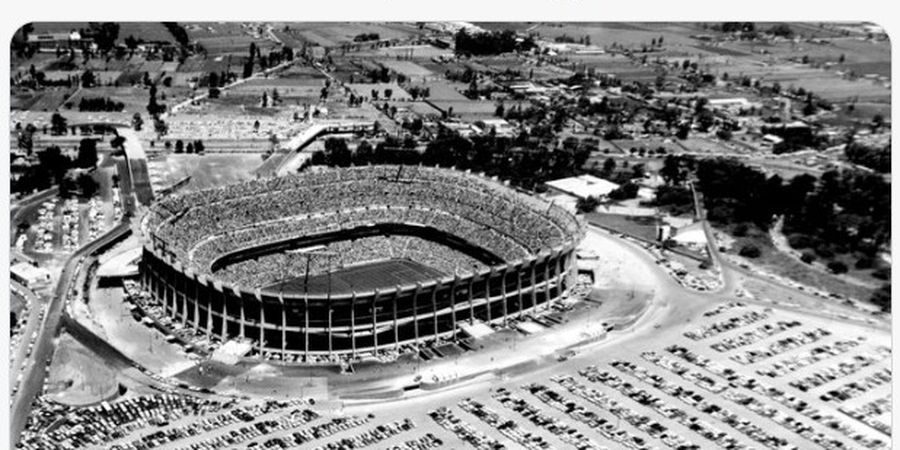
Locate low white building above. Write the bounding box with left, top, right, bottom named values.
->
left=546, top=174, right=620, bottom=200
left=10, top=262, right=51, bottom=287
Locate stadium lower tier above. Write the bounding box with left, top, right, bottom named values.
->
left=140, top=245, right=577, bottom=359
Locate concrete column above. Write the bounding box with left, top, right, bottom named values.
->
left=303, top=295, right=310, bottom=362
left=192, top=276, right=200, bottom=332
left=258, top=293, right=265, bottom=357
left=239, top=291, right=246, bottom=339
left=516, top=263, right=524, bottom=318
left=180, top=275, right=188, bottom=327
left=544, top=257, right=552, bottom=311
left=372, top=290, right=381, bottom=355
left=350, top=291, right=357, bottom=358
left=500, top=266, right=508, bottom=326
left=529, top=259, right=537, bottom=313
left=467, top=277, right=475, bottom=325
left=392, top=288, right=400, bottom=351
left=412, top=283, right=422, bottom=349
left=280, top=294, right=286, bottom=361
left=485, top=268, right=494, bottom=323
left=220, top=288, right=228, bottom=341
left=431, top=284, right=439, bottom=339
left=450, top=276, right=460, bottom=340
left=327, top=306, right=333, bottom=357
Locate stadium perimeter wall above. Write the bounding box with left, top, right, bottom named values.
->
left=140, top=240, right=578, bottom=360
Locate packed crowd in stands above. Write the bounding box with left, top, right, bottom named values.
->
left=145, top=166, right=583, bottom=286
left=217, top=235, right=486, bottom=289
left=140, top=115, right=298, bottom=142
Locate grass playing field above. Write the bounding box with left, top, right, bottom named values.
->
left=266, top=258, right=447, bottom=295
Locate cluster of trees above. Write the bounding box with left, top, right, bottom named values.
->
left=89, top=22, right=120, bottom=53
left=454, top=29, right=536, bottom=56
left=173, top=140, right=206, bottom=154
left=146, top=84, right=166, bottom=116
left=845, top=142, right=891, bottom=173
left=162, top=22, right=190, bottom=47
left=12, top=139, right=99, bottom=196
left=781, top=169, right=890, bottom=267
left=77, top=96, right=124, bottom=112
left=353, top=33, right=380, bottom=42
left=657, top=154, right=891, bottom=299
left=309, top=130, right=590, bottom=191
left=241, top=43, right=293, bottom=78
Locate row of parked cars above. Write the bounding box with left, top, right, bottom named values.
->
left=311, top=418, right=417, bottom=450
left=428, top=406, right=504, bottom=450
left=754, top=338, right=865, bottom=378
left=664, top=345, right=888, bottom=450
left=111, top=400, right=312, bottom=450
left=20, top=394, right=233, bottom=450
left=612, top=358, right=793, bottom=450
left=494, top=386, right=609, bottom=450
left=729, top=327, right=832, bottom=365
left=459, top=398, right=550, bottom=450
left=710, top=320, right=802, bottom=353
left=789, top=349, right=890, bottom=392
left=386, top=433, right=444, bottom=450
left=683, top=310, right=769, bottom=341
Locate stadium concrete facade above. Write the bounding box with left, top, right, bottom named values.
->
left=139, top=166, right=584, bottom=361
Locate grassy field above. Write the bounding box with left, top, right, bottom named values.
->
left=725, top=226, right=879, bottom=301
left=585, top=212, right=660, bottom=242
left=44, top=333, right=120, bottom=406
left=267, top=258, right=445, bottom=295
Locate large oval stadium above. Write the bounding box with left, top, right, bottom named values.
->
left=139, top=165, right=585, bottom=362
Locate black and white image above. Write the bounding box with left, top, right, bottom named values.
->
left=7, top=20, right=892, bottom=449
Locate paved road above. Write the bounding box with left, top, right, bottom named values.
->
left=9, top=221, right=130, bottom=447
left=9, top=125, right=152, bottom=447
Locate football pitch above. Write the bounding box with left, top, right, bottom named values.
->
left=265, top=259, right=446, bottom=295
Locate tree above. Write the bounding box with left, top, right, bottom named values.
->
left=602, top=157, right=616, bottom=176
left=194, top=140, right=205, bottom=154
left=576, top=196, right=600, bottom=213
left=608, top=182, right=639, bottom=200
left=185, top=142, right=194, bottom=153
left=51, top=113, right=68, bottom=135
left=354, top=140, right=374, bottom=164
left=81, top=69, right=96, bottom=88
left=132, top=113, right=143, bottom=131
left=77, top=173, right=99, bottom=198
left=739, top=244, right=761, bottom=258
left=324, top=137, right=352, bottom=167
left=870, top=283, right=891, bottom=312
left=77, top=138, right=98, bottom=168
left=154, top=117, right=169, bottom=138
left=827, top=261, right=848, bottom=274
left=175, top=140, right=184, bottom=153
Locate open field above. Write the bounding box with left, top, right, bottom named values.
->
left=267, top=258, right=446, bottom=295
left=586, top=212, right=660, bottom=242
left=44, top=333, right=120, bottom=407
left=147, top=154, right=263, bottom=193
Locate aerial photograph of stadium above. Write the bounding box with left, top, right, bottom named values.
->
left=6, top=20, right=892, bottom=450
